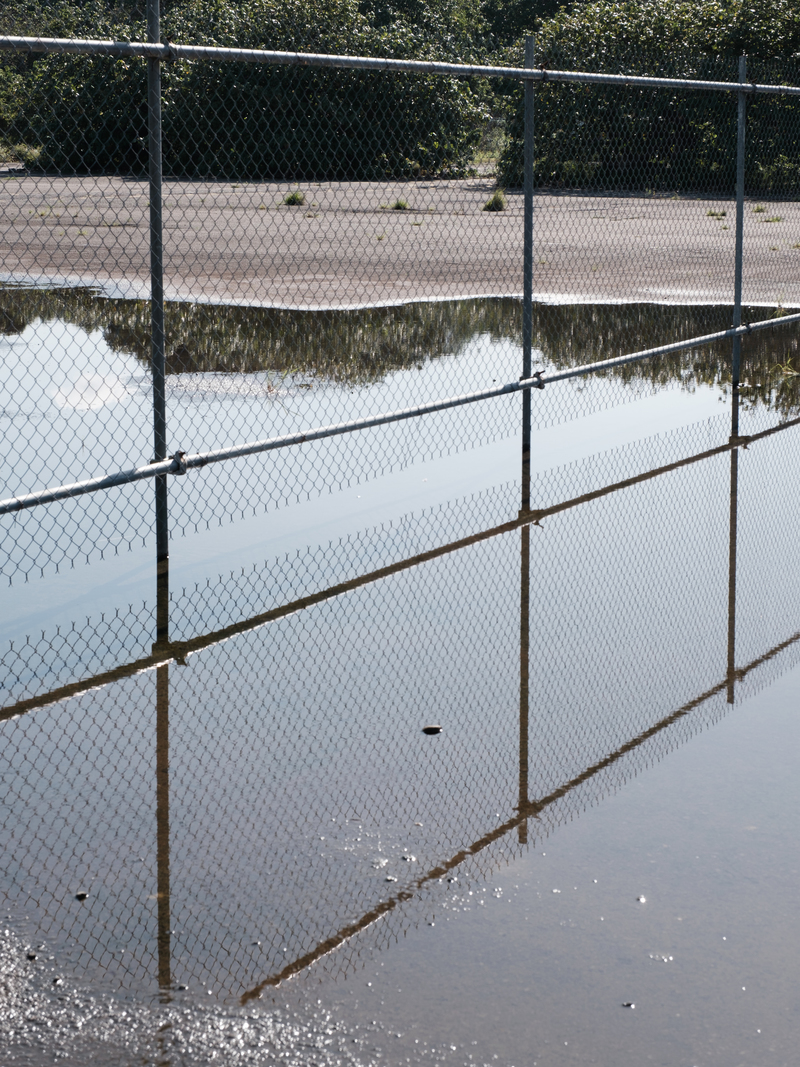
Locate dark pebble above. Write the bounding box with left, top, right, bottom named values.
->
left=422, top=725, right=442, bottom=735
left=74, top=892, right=88, bottom=902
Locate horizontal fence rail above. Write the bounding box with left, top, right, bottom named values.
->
left=4, top=36, right=800, bottom=95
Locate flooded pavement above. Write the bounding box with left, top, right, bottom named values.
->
left=2, top=296, right=800, bottom=1065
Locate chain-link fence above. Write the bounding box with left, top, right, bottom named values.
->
left=3, top=24, right=800, bottom=583
left=2, top=406, right=800, bottom=1001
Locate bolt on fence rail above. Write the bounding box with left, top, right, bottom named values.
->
left=2, top=22, right=800, bottom=575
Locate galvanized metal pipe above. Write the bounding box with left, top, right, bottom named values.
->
left=521, top=37, right=535, bottom=510
left=2, top=312, right=798, bottom=518
left=147, top=0, right=169, bottom=587
left=731, top=55, right=747, bottom=412
left=2, top=35, right=800, bottom=94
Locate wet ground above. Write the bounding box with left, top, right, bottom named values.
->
left=2, top=295, right=800, bottom=1065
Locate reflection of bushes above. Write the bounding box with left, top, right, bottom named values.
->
left=2, top=286, right=800, bottom=412
left=0, top=288, right=520, bottom=384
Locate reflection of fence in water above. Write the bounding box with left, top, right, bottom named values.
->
left=2, top=411, right=800, bottom=998
left=0, top=406, right=783, bottom=706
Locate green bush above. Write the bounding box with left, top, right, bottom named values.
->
left=2, top=0, right=491, bottom=180
left=498, top=0, right=800, bottom=195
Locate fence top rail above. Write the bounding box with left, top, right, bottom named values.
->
left=3, top=35, right=800, bottom=94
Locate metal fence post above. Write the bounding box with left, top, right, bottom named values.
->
left=731, top=53, right=747, bottom=432
left=521, top=37, right=535, bottom=512
left=148, top=0, right=169, bottom=643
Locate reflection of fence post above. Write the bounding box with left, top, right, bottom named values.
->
left=156, top=663, right=172, bottom=993
left=521, top=37, right=535, bottom=512
left=731, top=54, right=747, bottom=412
left=726, top=443, right=739, bottom=704
left=148, top=0, right=169, bottom=620
left=518, top=523, right=530, bottom=843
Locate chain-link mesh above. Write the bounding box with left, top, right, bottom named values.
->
left=3, top=34, right=800, bottom=582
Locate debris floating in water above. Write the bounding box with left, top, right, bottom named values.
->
left=74, top=892, right=88, bottom=902
left=637, top=895, right=647, bottom=904
left=422, top=725, right=442, bottom=735
left=622, top=1002, right=635, bottom=1009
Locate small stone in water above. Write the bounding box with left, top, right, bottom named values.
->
left=422, top=725, right=442, bottom=735
left=622, top=1002, right=635, bottom=1009
left=75, top=892, right=88, bottom=901
left=53, top=977, right=63, bottom=986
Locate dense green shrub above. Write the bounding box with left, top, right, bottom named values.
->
left=1, top=0, right=490, bottom=179
left=498, top=0, right=800, bottom=195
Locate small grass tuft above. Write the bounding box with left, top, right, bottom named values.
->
left=282, top=190, right=305, bottom=206
left=752, top=204, right=766, bottom=213
left=706, top=209, right=726, bottom=218
left=766, top=216, right=783, bottom=223
left=390, top=198, right=409, bottom=210
left=483, top=189, right=506, bottom=212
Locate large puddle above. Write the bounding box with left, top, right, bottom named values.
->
left=1, top=293, right=800, bottom=1065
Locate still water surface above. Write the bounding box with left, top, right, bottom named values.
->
left=1, top=295, right=799, bottom=1065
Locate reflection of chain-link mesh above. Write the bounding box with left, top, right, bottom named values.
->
left=0, top=409, right=738, bottom=703
left=1, top=407, right=795, bottom=707
left=3, top=416, right=800, bottom=1001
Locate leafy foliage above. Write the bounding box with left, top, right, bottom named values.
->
left=2, top=0, right=490, bottom=179
left=498, top=0, right=800, bottom=194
